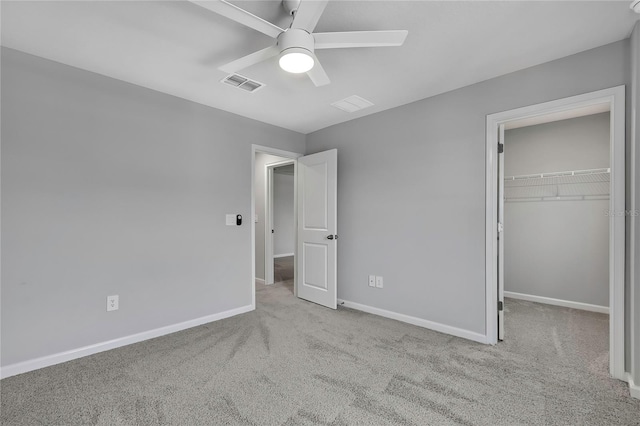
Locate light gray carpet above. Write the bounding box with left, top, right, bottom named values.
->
left=1, top=268, right=638, bottom=425
left=273, top=256, right=295, bottom=285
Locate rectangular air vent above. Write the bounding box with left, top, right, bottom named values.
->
left=221, top=74, right=265, bottom=93
left=331, top=95, right=374, bottom=113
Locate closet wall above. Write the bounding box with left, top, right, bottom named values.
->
left=504, top=112, right=610, bottom=308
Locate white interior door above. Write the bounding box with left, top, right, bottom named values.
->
left=296, top=149, right=337, bottom=309
left=498, top=124, right=505, bottom=340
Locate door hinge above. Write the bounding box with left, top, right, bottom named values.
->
left=498, top=143, right=504, bottom=154
left=498, top=301, right=504, bottom=311
left=498, top=222, right=504, bottom=233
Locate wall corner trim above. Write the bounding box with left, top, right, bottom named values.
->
left=0, top=304, right=254, bottom=380
left=337, top=299, right=488, bottom=344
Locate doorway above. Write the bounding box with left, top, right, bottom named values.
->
left=502, top=110, right=613, bottom=382
left=252, top=146, right=301, bottom=308
left=265, top=161, right=296, bottom=288
left=251, top=145, right=339, bottom=310
left=486, top=86, right=626, bottom=381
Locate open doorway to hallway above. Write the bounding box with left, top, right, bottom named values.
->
left=254, top=152, right=296, bottom=297
left=270, top=163, right=295, bottom=294
left=251, top=146, right=338, bottom=309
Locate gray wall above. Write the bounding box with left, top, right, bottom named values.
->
left=504, top=114, right=610, bottom=307
left=254, top=152, right=289, bottom=280
left=631, top=22, right=640, bottom=389
left=504, top=113, right=610, bottom=175
left=306, top=40, right=629, bottom=335
left=273, top=171, right=295, bottom=256
left=0, top=48, right=305, bottom=366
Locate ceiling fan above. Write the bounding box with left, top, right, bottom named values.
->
left=191, top=0, right=408, bottom=87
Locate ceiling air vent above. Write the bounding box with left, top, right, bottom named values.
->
left=331, top=95, right=374, bottom=113
left=221, top=74, right=265, bottom=93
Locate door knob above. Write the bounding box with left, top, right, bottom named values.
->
left=326, top=235, right=338, bottom=240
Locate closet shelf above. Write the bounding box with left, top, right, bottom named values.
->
left=504, top=168, right=610, bottom=186
left=505, top=195, right=610, bottom=203
left=504, top=168, right=610, bottom=201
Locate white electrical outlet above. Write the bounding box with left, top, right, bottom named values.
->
left=375, top=276, right=384, bottom=288
left=368, top=275, right=376, bottom=287
left=107, top=295, right=119, bottom=312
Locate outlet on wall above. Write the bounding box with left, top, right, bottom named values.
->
left=375, top=276, right=384, bottom=288
left=107, top=295, right=119, bottom=312
left=368, top=275, right=376, bottom=287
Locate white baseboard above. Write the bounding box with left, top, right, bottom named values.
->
left=337, top=299, right=488, bottom=344
left=504, top=291, right=609, bottom=314
left=273, top=253, right=294, bottom=259
left=0, top=304, right=254, bottom=380
left=629, top=375, right=640, bottom=399
left=255, top=278, right=265, bottom=284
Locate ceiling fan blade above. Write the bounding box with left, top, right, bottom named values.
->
left=314, top=30, right=408, bottom=49
left=291, top=0, right=328, bottom=33
left=191, top=0, right=284, bottom=39
left=307, top=55, right=330, bottom=87
left=219, top=45, right=280, bottom=74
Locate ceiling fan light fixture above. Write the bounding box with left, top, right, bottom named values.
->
left=206, top=1, right=408, bottom=86
left=279, top=48, right=314, bottom=73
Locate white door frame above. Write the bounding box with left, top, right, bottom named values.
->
left=251, top=145, right=302, bottom=309
left=265, top=159, right=296, bottom=285
left=485, top=86, right=626, bottom=381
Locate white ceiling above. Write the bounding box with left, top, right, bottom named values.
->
left=2, top=1, right=638, bottom=134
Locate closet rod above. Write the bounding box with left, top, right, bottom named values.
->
left=505, top=195, right=610, bottom=203
left=504, top=167, right=610, bottom=181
